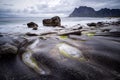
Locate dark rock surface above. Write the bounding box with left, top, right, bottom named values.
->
left=43, top=16, right=61, bottom=27
left=69, top=6, right=120, bottom=17
left=58, top=30, right=81, bottom=36
left=0, top=21, right=120, bottom=80
left=0, top=34, right=25, bottom=56
left=27, top=22, right=38, bottom=30
left=87, top=23, right=97, bottom=27
left=25, top=32, right=38, bottom=36
left=0, top=35, right=120, bottom=80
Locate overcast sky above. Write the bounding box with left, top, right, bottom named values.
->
left=0, top=0, right=120, bottom=17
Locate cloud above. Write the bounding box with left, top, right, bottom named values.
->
left=79, top=0, right=120, bottom=10
left=0, top=0, right=120, bottom=17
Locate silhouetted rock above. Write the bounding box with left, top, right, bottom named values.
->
left=69, top=6, right=120, bottom=17
left=43, top=16, right=61, bottom=27
left=27, top=22, right=38, bottom=30
left=97, top=22, right=104, bottom=27
left=87, top=23, right=97, bottom=27
left=25, top=32, right=38, bottom=36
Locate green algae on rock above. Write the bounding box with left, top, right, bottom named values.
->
left=22, top=39, right=51, bottom=75
left=59, top=35, right=68, bottom=39
left=58, top=43, right=86, bottom=61
left=22, top=51, right=47, bottom=75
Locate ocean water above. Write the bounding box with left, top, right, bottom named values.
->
left=0, top=17, right=118, bottom=35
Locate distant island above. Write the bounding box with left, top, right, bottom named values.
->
left=69, top=6, right=120, bottom=17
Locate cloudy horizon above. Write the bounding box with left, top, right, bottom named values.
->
left=0, top=0, right=120, bottom=17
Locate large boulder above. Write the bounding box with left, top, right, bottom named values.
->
left=27, top=22, right=38, bottom=30
left=43, top=16, right=61, bottom=27
left=43, top=19, right=52, bottom=26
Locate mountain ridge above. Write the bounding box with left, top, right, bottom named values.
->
left=69, top=6, right=120, bottom=17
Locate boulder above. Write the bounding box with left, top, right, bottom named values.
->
left=87, top=23, right=97, bottom=27
left=43, top=16, right=61, bottom=27
left=97, top=22, right=104, bottom=27
left=0, top=43, right=17, bottom=55
left=43, top=19, right=52, bottom=26
left=27, top=22, right=38, bottom=30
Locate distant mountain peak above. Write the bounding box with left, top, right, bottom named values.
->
left=69, top=6, right=120, bottom=17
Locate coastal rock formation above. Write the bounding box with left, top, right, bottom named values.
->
left=58, top=30, right=81, bottom=36
left=43, top=16, right=61, bottom=27
left=0, top=20, right=120, bottom=80
left=27, top=22, right=38, bottom=30
left=0, top=35, right=25, bottom=55
left=25, top=32, right=38, bottom=36
left=0, top=43, right=17, bottom=55
left=69, top=6, right=120, bottom=17
left=87, top=23, right=97, bottom=27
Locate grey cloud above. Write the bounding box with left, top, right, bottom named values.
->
left=0, top=9, right=12, bottom=13
left=2, top=4, right=14, bottom=6
left=25, top=0, right=120, bottom=16
left=37, top=4, right=48, bottom=9
left=0, top=0, right=120, bottom=17
left=80, top=0, right=120, bottom=10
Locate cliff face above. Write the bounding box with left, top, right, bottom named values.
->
left=69, top=6, right=120, bottom=17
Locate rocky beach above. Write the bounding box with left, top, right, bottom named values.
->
left=0, top=16, right=120, bottom=80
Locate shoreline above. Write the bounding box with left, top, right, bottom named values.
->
left=0, top=19, right=120, bottom=80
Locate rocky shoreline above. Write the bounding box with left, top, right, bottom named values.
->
left=0, top=17, right=120, bottom=80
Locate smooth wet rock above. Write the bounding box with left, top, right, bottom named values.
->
left=0, top=43, right=17, bottom=55
left=22, top=51, right=47, bottom=75
left=101, top=28, right=111, bottom=32
left=109, top=28, right=120, bottom=36
left=58, top=30, right=81, bottom=36
left=0, top=35, right=14, bottom=45
left=25, top=32, right=38, bottom=36
left=21, top=39, right=51, bottom=75
left=40, top=32, right=57, bottom=36
left=0, top=35, right=119, bottom=80
left=72, top=24, right=83, bottom=30
left=27, top=22, right=38, bottom=30
left=68, top=35, right=87, bottom=41
left=58, top=43, right=85, bottom=61
left=43, top=16, right=61, bottom=27
left=87, top=23, right=97, bottom=27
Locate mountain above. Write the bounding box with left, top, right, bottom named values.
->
left=69, top=6, right=120, bottom=17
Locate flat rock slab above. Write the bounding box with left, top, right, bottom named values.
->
left=0, top=34, right=120, bottom=80
left=58, top=30, right=81, bottom=36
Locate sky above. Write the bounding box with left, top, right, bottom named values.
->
left=0, top=0, right=120, bottom=17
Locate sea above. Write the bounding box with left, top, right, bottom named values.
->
left=0, top=17, right=118, bottom=35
